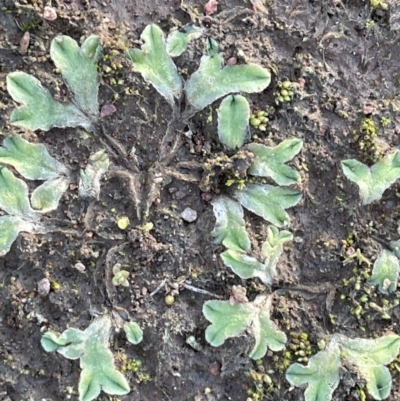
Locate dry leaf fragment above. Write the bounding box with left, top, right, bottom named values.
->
left=249, top=0, right=269, bottom=15
left=204, top=0, right=218, bottom=15
left=19, top=32, right=30, bottom=55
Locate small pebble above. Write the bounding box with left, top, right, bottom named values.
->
left=201, top=192, right=212, bottom=202
left=74, top=262, right=86, bottom=272
left=209, top=361, right=221, bottom=376
left=43, top=6, right=57, bottom=21
left=100, top=104, right=117, bottom=118
left=204, top=0, right=218, bottom=15
left=181, top=207, right=197, bottom=222
left=37, top=278, right=50, bottom=297
left=165, top=294, right=175, bottom=306
left=117, top=216, right=130, bottom=230
left=385, top=200, right=395, bottom=209
left=153, top=174, right=163, bottom=184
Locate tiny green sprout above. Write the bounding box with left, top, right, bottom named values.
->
left=117, top=216, right=130, bottom=230
left=343, top=248, right=372, bottom=267
left=112, top=263, right=130, bottom=287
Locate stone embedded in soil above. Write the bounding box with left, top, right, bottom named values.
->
left=74, top=262, right=86, bottom=272
left=204, top=0, right=218, bottom=15
left=209, top=361, right=221, bottom=376
left=37, top=278, right=51, bottom=297
left=201, top=192, right=213, bottom=202
left=100, top=104, right=117, bottom=118
left=43, top=6, right=57, bottom=20
left=181, top=207, right=197, bottom=222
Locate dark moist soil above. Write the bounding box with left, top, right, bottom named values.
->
left=1, top=0, right=400, bottom=400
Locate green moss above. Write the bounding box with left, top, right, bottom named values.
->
left=121, top=358, right=142, bottom=373
left=250, top=109, right=268, bottom=131
left=360, top=117, right=377, bottom=137
left=365, top=20, right=375, bottom=28
left=353, top=117, right=383, bottom=162
left=370, top=0, right=388, bottom=10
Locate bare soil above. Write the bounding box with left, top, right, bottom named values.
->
left=1, top=0, right=400, bottom=400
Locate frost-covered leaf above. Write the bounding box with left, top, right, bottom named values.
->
left=124, top=322, right=143, bottom=345
left=0, top=216, right=33, bottom=257
left=166, top=23, right=205, bottom=57
left=286, top=342, right=341, bottom=401
left=217, top=95, right=250, bottom=149
left=339, top=334, right=400, bottom=368
left=41, top=328, right=85, bottom=354
left=79, top=150, right=109, bottom=199
left=261, top=226, right=293, bottom=282
left=358, top=365, right=392, bottom=401
left=0, top=135, right=68, bottom=180
left=221, top=249, right=271, bottom=284
left=41, top=327, right=85, bottom=355
left=339, top=334, right=400, bottom=400
left=50, top=35, right=101, bottom=120
left=186, top=38, right=271, bottom=110
left=41, top=315, right=130, bottom=401
left=248, top=138, right=302, bottom=185
left=203, top=300, right=255, bottom=347
left=341, top=151, right=400, bottom=205
left=203, top=296, right=286, bottom=359
left=288, top=334, right=400, bottom=401
left=127, top=24, right=183, bottom=105
left=234, top=183, right=302, bottom=227
left=31, top=177, right=69, bottom=213
left=250, top=308, right=286, bottom=359
left=211, top=196, right=250, bottom=252
left=6, top=72, right=92, bottom=131
left=0, top=166, right=36, bottom=219
left=367, top=250, right=399, bottom=294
